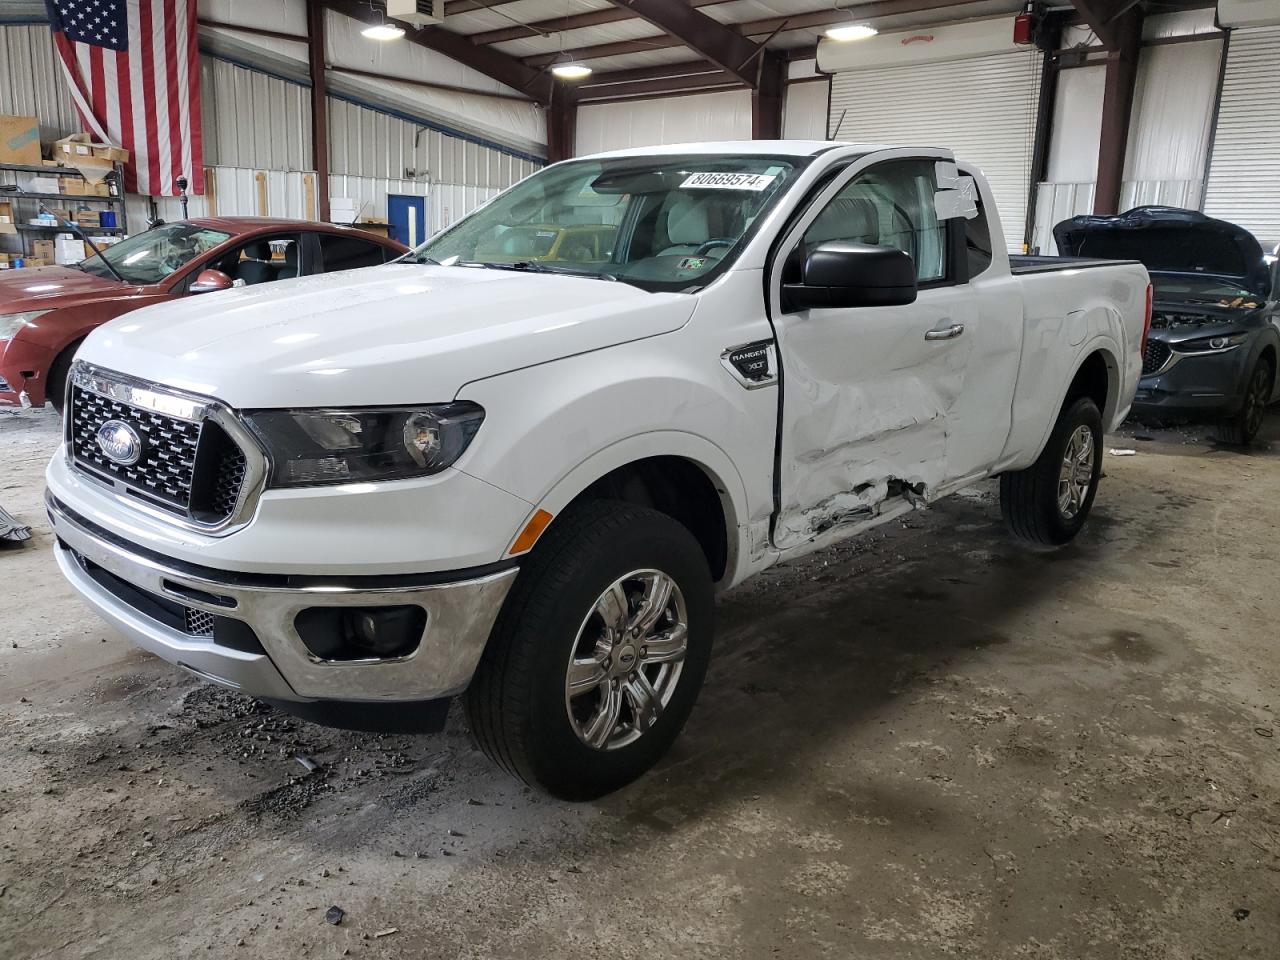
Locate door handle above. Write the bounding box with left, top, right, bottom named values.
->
left=924, top=322, right=965, bottom=341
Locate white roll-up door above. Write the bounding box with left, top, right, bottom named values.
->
left=828, top=50, right=1042, bottom=252
left=1203, top=26, right=1280, bottom=250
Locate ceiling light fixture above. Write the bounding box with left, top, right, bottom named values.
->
left=825, top=22, right=877, bottom=42
left=551, top=62, right=592, bottom=80
left=362, top=22, right=406, bottom=41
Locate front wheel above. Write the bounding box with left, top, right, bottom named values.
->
left=47, top=339, right=84, bottom=416
left=1215, top=356, right=1273, bottom=446
left=465, top=500, right=714, bottom=800
left=1000, top=396, right=1103, bottom=546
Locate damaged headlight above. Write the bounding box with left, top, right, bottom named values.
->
left=1173, top=332, right=1249, bottom=355
left=244, top=404, right=485, bottom=487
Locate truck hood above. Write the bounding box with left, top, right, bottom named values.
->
left=1053, top=206, right=1270, bottom=298
left=78, top=263, right=697, bottom=407
left=0, top=265, right=137, bottom=310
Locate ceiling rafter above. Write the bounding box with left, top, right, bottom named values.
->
left=598, top=0, right=773, bottom=87
left=468, top=0, right=730, bottom=47
left=520, top=0, right=966, bottom=68
left=318, top=0, right=556, bottom=104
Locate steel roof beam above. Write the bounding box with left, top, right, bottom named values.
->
left=320, top=0, right=555, bottom=104
left=599, top=0, right=772, bottom=87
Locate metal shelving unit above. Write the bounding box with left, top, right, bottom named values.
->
left=0, top=160, right=128, bottom=263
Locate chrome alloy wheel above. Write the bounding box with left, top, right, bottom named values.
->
left=1058, top=424, right=1096, bottom=520
left=564, top=569, right=688, bottom=751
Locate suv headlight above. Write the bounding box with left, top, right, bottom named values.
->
left=1173, top=332, right=1249, bottom=354
left=0, top=311, right=51, bottom=341
left=244, top=403, right=485, bottom=487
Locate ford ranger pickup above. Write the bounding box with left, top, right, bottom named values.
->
left=45, top=141, right=1152, bottom=799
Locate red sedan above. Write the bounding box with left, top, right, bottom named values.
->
left=0, top=217, right=408, bottom=410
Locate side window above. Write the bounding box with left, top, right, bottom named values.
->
left=963, top=185, right=994, bottom=278
left=319, top=234, right=389, bottom=273
left=801, top=159, right=949, bottom=284
left=204, top=235, right=301, bottom=287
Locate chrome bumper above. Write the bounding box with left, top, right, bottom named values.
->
left=48, top=495, right=518, bottom=703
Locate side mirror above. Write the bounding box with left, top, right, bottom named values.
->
left=783, top=241, right=918, bottom=311
left=190, top=268, right=234, bottom=294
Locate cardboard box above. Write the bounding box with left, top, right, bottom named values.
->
left=54, top=236, right=86, bottom=265
left=21, top=175, right=59, bottom=194
left=0, top=114, right=41, bottom=166
left=58, top=176, right=85, bottom=196
left=31, top=239, right=55, bottom=261
left=75, top=212, right=101, bottom=229
left=54, top=133, right=126, bottom=183
left=0, top=201, right=15, bottom=235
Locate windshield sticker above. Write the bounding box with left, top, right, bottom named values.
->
left=681, top=172, right=777, bottom=191
left=677, top=257, right=707, bottom=271
left=934, top=160, right=978, bottom=220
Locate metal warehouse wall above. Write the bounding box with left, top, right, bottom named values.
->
left=326, top=97, right=539, bottom=234
left=0, top=22, right=80, bottom=142
left=201, top=57, right=312, bottom=171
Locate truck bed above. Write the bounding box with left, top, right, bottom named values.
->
left=1009, top=255, right=1139, bottom=275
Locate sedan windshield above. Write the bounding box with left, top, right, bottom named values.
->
left=412, top=154, right=807, bottom=292
left=80, top=223, right=232, bottom=285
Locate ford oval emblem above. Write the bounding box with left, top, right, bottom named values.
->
left=96, top=419, right=144, bottom=466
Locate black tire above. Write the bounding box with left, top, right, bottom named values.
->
left=464, top=499, right=714, bottom=800
left=1000, top=396, right=1103, bottom=546
left=46, top=339, right=83, bottom=415
left=1215, top=355, right=1273, bottom=446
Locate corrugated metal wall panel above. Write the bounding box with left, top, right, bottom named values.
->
left=0, top=23, right=81, bottom=141
left=829, top=50, right=1043, bottom=252
left=1203, top=26, right=1280, bottom=249
left=201, top=57, right=311, bottom=171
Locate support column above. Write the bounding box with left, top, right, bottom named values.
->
left=307, top=0, right=331, bottom=222
left=1093, top=11, right=1141, bottom=215
left=547, top=84, right=578, bottom=164
left=752, top=53, right=785, bottom=140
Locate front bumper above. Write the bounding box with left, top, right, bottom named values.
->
left=1132, top=343, right=1251, bottom=417
left=48, top=494, right=518, bottom=704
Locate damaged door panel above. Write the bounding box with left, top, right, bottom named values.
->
left=768, top=155, right=976, bottom=551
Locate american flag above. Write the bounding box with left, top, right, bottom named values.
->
left=45, top=0, right=204, bottom=196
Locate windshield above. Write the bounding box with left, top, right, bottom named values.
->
left=81, top=223, right=232, bottom=284
left=1152, top=275, right=1260, bottom=307
left=413, top=154, right=808, bottom=292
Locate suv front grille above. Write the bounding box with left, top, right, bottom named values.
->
left=1142, top=340, right=1171, bottom=376
left=68, top=371, right=252, bottom=526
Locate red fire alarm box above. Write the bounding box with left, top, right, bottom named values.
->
left=1013, top=2, right=1035, bottom=44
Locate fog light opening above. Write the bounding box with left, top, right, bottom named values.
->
left=295, top=605, right=426, bottom=661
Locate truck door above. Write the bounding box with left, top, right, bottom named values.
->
left=766, top=153, right=977, bottom=550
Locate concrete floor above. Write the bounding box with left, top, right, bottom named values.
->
left=2, top=404, right=1278, bottom=960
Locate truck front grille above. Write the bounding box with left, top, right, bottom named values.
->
left=68, top=369, right=253, bottom=526
left=1142, top=340, right=1171, bottom=376
left=70, top=385, right=201, bottom=509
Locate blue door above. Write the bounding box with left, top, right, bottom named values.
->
left=387, top=194, right=427, bottom=248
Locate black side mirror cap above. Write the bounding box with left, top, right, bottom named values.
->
left=783, top=241, right=918, bottom=311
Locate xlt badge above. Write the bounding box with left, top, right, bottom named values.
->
left=720, top=340, right=777, bottom=390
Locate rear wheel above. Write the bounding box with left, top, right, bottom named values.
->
left=465, top=500, right=714, bottom=800
left=46, top=339, right=84, bottom=416
left=1001, top=396, right=1103, bottom=546
left=1215, top=356, right=1273, bottom=446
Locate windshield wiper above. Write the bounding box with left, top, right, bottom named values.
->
left=469, top=260, right=618, bottom=282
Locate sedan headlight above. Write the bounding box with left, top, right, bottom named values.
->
left=0, top=311, right=51, bottom=341
left=244, top=403, right=485, bottom=487
left=1173, top=332, right=1249, bottom=354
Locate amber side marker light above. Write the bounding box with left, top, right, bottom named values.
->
left=510, top=509, right=554, bottom=554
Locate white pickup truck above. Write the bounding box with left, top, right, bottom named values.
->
left=47, top=142, right=1151, bottom=798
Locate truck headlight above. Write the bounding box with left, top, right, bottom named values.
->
left=1174, top=332, right=1249, bottom=354
left=0, top=311, right=51, bottom=341
left=244, top=403, right=485, bottom=487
